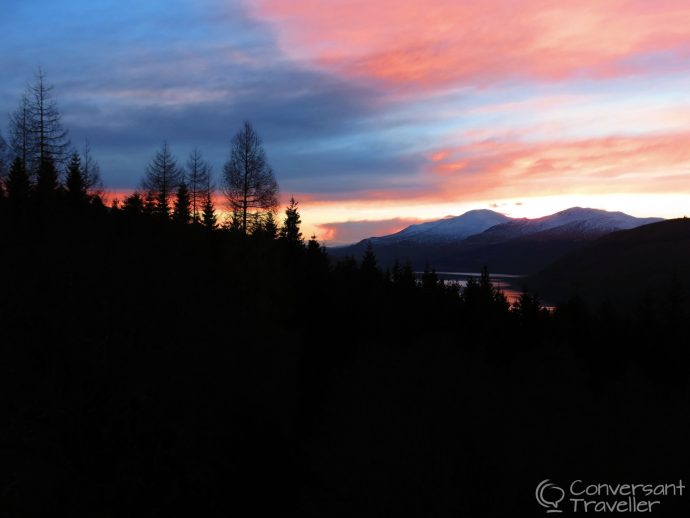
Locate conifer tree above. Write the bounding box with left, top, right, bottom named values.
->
left=201, top=192, right=217, bottom=230
left=186, top=148, right=211, bottom=224
left=360, top=242, right=380, bottom=282
left=263, top=211, right=278, bottom=239
left=306, top=233, right=329, bottom=274
left=6, top=157, right=30, bottom=204
left=280, top=197, right=303, bottom=244
left=228, top=209, right=243, bottom=233
left=35, top=154, right=59, bottom=200
left=123, top=192, right=144, bottom=214
left=65, top=151, right=86, bottom=204
left=143, top=191, right=156, bottom=215
left=142, top=141, right=181, bottom=217
left=173, top=182, right=191, bottom=224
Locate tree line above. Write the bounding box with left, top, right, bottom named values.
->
left=0, top=70, right=291, bottom=239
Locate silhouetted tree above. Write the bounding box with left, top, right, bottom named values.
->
left=35, top=154, right=59, bottom=200
left=6, top=157, right=30, bottom=204
left=223, top=121, right=279, bottom=234
left=421, top=264, right=441, bottom=292
left=28, top=69, right=70, bottom=166
left=173, top=182, right=191, bottom=224
left=359, top=242, right=383, bottom=286
left=65, top=151, right=87, bottom=204
left=263, top=211, right=279, bottom=239
left=142, top=141, right=182, bottom=217
left=81, top=139, right=102, bottom=196
left=9, top=94, right=33, bottom=176
left=186, top=148, right=211, bottom=224
left=0, top=131, right=8, bottom=181
left=281, top=197, right=302, bottom=245
left=391, top=260, right=417, bottom=291
left=306, top=233, right=329, bottom=275
left=123, top=192, right=144, bottom=215
left=143, top=191, right=156, bottom=216
left=511, top=289, right=543, bottom=322
left=228, top=209, right=243, bottom=233
left=201, top=192, right=217, bottom=230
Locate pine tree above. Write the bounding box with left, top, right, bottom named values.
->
left=173, top=182, right=191, bottom=224
left=228, top=209, right=243, bottom=233
left=306, top=233, right=329, bottom=274
left=142, top=141, right=181, bottom=217
left=143, top=191, right=156, bottom=215
left=186, top=148, right=211, bottom=224
left=123, top=192, right=144, bottom=214
left=6, top=157, right=30, bottom=204
left=201, top=192, right=217, bottom=230
left=280, top=197, right=303, bottom=244
left=65, top=151, right=86, bottom=204
left=35, top=154, right=59, bottom=200
left=361, top=242, right=379, bottom=281
left=263, top=211, right=278, bottom=239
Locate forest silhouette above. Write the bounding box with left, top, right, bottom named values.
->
left=1, top=73, right=689, bottom=516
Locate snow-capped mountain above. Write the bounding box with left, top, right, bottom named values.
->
left=369, top=209, right=511, bottom=245
left=465, top=207, right=663, bottom=245
left=329, top=207, right=664, bottom=275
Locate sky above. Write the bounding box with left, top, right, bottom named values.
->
left=2, top=0, right=690, bottom=244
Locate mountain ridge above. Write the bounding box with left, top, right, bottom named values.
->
left=329, top=207, right=663, bottom=275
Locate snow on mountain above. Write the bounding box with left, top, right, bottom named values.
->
left=466, top=207, right=663, bottom=244
left=368, top=209, right=511, bottom=245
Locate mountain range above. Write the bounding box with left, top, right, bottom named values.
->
left=329, top=207, right=662, bottom=275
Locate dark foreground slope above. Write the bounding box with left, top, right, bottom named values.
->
left=530, top=218, right=690, bottom=308
left=1, top=201, right=689, bottom=517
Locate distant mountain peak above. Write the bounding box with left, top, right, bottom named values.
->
left=371, top=208, right=511, bottom=245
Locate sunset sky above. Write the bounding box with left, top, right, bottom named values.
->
left=3, top=1, right=690, bottom=243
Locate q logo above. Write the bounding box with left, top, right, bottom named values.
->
left=536, top=479, right=565, bottom=513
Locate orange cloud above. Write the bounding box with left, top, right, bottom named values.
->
left=249, top=0, right=690, bottom=89
left=424, top=132, right=690, bottom=201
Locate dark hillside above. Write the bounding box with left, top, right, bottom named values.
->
left=530, top=218, right=690, bottom=308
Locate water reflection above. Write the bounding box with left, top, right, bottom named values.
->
left=416, top=271, right=554, bottom=309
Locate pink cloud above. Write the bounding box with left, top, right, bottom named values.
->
left=424, top=131, right=690, bottom=200
left=248, top=0, right=690, bottom=89
left=316, top=217, right=421, bottom=244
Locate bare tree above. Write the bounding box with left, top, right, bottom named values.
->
left=222, top=122, right=279, bottom=234
left=186, top=148, right=211, bottom=224
left=28, top=69, right=69, bottom=167
left=142, top=141, right=182, bottom=217
left=81, top=138, right=103, bottom=196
